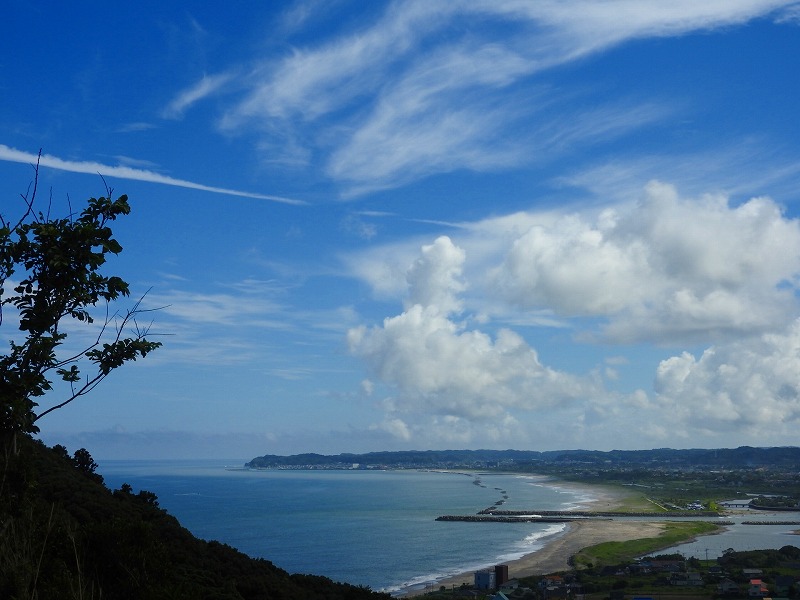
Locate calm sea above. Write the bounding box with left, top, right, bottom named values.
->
left=97, top=461, right=800, bottom=594
left=97, top=460, right=590, bottom=594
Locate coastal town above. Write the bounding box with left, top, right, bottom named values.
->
left=418, top=546, right=800, bottom=600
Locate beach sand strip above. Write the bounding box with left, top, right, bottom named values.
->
left=402, top=482, right=665, bottom=596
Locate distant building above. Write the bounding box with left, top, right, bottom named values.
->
left=647, top=560, right=684, bottom=573
left=499, top=579, right=519, bottom=591
left=708, top=565, right=724, bottom=577
left=743, top=569, right=764, bottom=578
left=475, top=569, right=496, bottom=590
left=748, top=578, right=769, bottom=597
left=495, top=564, right=509, bottom=586
left=717, top=578, right=740, bottom=596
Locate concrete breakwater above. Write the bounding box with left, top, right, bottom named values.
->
left=741, top=520, right=800, bottom=525
left=435, top=515, right=594, bottom=523
left=478, top=509, right=721, bottom=518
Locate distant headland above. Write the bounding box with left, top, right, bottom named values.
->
left=246, top=446, right=800, bottom=513
left=245, top=446, right=800, bottom=471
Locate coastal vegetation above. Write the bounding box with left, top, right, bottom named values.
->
left=571, top=522, right=722, bottom=569
left=749, top=495, right=800, bottom=510
left=1, top=436, right=390, bottom=599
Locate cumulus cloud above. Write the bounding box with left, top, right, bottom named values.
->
left=372, top=417, right=412, bottom=441
left=348, top=236, right=599, bottom=439
left=493, top=181, right=800, bottom=343
left=405, top=236, right=466, bottom=314
left=655, top=320, right=800, bottom=437
left=344, top=179, right=800, bottom=447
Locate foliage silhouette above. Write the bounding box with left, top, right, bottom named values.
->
left=0, top=159, right=161, bottom=452
left=0, top=166, right=388, bottom=598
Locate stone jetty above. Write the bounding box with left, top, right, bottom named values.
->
left=435, top=515, right=592, bottom=523
left=477, top=509, right=721, bottom=518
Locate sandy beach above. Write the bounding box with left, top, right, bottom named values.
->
left=400, top=481, right=666, bottom=596
left=407, top=520, right=667, bottom=594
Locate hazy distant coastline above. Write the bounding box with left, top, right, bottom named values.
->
left=245, top=446, right=800, bottom=471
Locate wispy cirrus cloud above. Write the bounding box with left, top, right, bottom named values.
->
left=0, top=144, right=306, bottom=205
left=560, top=140, right=800, bottom=204
left=214, top=0, right=796, bottom=196
left=161, top=72, right=236, bottom=119
left=136, top=277, right=362, bottom=370
left=115, top=122, right=157, bottom=133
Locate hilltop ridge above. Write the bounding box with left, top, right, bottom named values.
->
left=246, top=446, right=800, bottom=470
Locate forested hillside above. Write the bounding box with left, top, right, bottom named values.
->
left=1, top=436, right=389, bottom=599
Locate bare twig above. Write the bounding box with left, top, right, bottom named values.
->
left=33, top=291, right=166, bottom=424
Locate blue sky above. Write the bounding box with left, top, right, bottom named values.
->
left=3, top=1, right=800, bottom=459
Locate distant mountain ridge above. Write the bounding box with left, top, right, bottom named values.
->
left=246, top=446, right=800, bottom=469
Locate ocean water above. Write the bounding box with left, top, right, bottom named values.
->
left=97, top=461, right=589, bottom=594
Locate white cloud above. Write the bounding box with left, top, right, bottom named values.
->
left=559, top=141, right=800, bottom=205
left=161, top=72, right=234, bottom=119
left=503, top=0, right=793, bottom=48
left=215, top=0, right=794, bottom=194
left=360, top=379, right=374, bottom=395
left=221, top=2, right=447, bottom=126
left=372, top=417, right=412, bottom=441
left=324, top=42, right=535, bottom=195
left=348, top=237, right=598, bottom=431
left=493, top=181, right=800, bottom=343
left=405, top=236, right=466, bottom=315
left=344, top=178, right=800, bottom=447
left=775, top=3, right=800, bottom=22
left=655, top=320, right=800, bottom=436
left=340, top=214, right=378, bottom=240
left=340, top=239, right=425, bottom=299
left=0, top=145, right=306, bottom=205
left=344, top=181, right=800, bottom=345
left=138, top=278, right=360, bottom=368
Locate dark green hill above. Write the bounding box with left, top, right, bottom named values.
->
left=1, top=436, right=388, bottom=600
left=246, top=446, right=800, bottom=470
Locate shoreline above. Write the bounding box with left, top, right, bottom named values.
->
left=400, top=519, right=668, bottom=596
left=396, top=479, right=656, bottom=597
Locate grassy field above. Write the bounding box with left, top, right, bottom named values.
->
left=613, top=489, right=670, bottom=512
left=572, top=521, right=721, bottom=568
